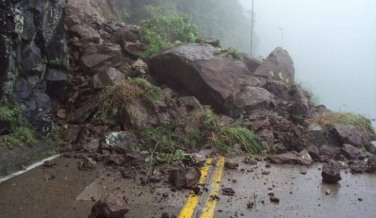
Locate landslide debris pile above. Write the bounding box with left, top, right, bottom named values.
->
left=54, top=3, right=376, bottom=180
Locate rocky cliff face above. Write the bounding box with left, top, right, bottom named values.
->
left=0, top=0, right=68, bottom=132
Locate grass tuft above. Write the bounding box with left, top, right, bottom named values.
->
left=133, top=78, right=163, bottom=101
left=96, top=78, right=162, bottom=120
left=214, top=48, right=243, bottom=61
left=317, top=111, right=374, bottom=136
left=201, top=107, right=262, bottom=154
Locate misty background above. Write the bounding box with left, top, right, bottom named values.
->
left=240, top=0, right=376, bottom=124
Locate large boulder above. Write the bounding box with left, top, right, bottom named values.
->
left=80, top=43, right=122, bottom=76
left=123, top=41, right=148, bottom=57
left=69, top=24, right=100, bottom=43
left=268, top=150, right=312, bottom=165
left=67, top=95, right=101, bottom=123
left=290, top=84, right=309, bottom=119
left=232, top=86, right=276, bottom=114
left=307, top=123, right=325, bottom=146
left=322, top=161, right=342, bottom=183
left=169, top=167, right=201, bottom=189
left=113, top=27, right=140, bottom=45
left=341, top=144, right=360, bottom=159
left=253, top=47, right=295, bottom=86
left=92, top=67, right=125, bottom=89
left=263, top=79, right=290, bottom=100
left=241, top=53, right=262, bottom=72
left=89, top=191, right=129, bottom=218
left=149, top=43, right=259, bottom=114
left=268, top=152, right=300, bottom=164
left=121, top=99, right=158, bottom=130
left=335, top=125, right=363, bottom=148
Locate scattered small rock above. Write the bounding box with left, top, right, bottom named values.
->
left=270, top=196, right=280, bottom=203
left=222, top=187, right=235, bottom=196
left=161, top=212, right=169, bottom=218
left=244, top=157, right=257, bottom=165
left=78, top=156, right=97, bottom=170
left=43, top=160, right=55, bottom=167
left=300, top=168, right=307, bottom=175
left=225, top=161, right=239, bottom=169
left=247, top=202, right=254, bottom=209
left=262, top=171, right=270, bottom=175
left=358, top=198, right=363, bottom=201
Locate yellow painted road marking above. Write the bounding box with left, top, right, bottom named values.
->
left=178, top=158, right=212, bottom=218
left=199, top=156, right=225, bottom=218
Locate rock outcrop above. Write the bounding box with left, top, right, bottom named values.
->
left=0, top=0, right=69, bottom=133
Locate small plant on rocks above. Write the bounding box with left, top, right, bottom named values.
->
left=0, top=97, right=36, bottom=147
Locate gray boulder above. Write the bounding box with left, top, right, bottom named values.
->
left=322, top=161, right=342, bottom=183
left=341, top=144, right=361, bottom=159
left=121, top=99, right=158, bottom=130
left=90, top=191, right=129, bottom=218
left=307, top=123, right=325, bottom=146
left=290, top=84, right=309, bottom=119
left=80, top=43, right=122, bottom=76
left=241, top=53, right=262, bottom=72
left=105, top=131, right=134, bottom=146
left=263, top=79, right=290, bottom=100
left=149, top=43, right=259, bottom=114
left=335, top=125, right=363, bottom=148
left=233, top=86, right=276, bottom=113
left=93, top=67, right=125, bottom=89
left=254, top=47, right=295, bottom=86
left=69, top=25, right=100, bottom=43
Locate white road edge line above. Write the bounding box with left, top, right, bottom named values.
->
left=0, top=154, right=61, bottom=184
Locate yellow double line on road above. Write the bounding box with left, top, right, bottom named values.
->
left=178, top=157, right=225, bottom=218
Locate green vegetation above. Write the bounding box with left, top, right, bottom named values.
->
left=96, top=78, right=162, bottom=120
left=0, top=97, right=22, bottom=129
left=182, top=129, right=203, bottom=149
left=139, top=107, right=262, bottom=163
left=200, top=107, right=262, bottom=153
left=139, top=15, right=198, bottom=58
left=317, top=111, right=374, bottom=136
left=214, top=48, right=243, bottom=61
left=0, top=127, right=36, bottom=148
left=133, top=78, right=163, bottom=101
left=0, top=98, right=36, bottom=147
left=140, top=120, right=177, bottom=153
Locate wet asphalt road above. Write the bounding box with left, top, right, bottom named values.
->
left=0, top=156, right=375, bottom=218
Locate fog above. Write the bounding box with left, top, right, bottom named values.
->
left=240, top=0, right=376, bottom=121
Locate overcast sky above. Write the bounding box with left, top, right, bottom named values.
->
left=240, top=0, right=376, bottom=120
